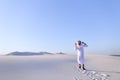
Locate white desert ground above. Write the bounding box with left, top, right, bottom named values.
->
left=0, top=54, right=120, bottom=80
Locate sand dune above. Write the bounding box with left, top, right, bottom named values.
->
left=0, top=55, right=119, bottom=80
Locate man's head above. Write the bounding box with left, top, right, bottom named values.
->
left=77, top=40, right=81, bottom=45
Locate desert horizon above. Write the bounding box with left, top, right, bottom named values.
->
left=0, top=54, right=119, bottom=80
left=0, top=0, right=120, bottom=80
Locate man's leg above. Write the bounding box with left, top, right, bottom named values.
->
left=79, top=64, right=81, bottom=69
left=82, top=64, right=86, bottom=70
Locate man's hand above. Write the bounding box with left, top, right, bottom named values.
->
left=82, top=42, right=87, bottom=45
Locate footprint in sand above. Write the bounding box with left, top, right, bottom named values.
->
left=81, top=70, right=110, bottom=80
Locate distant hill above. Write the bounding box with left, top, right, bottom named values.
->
left=54, top=52, right=66, bottom=55
left=6, top=51, right=66, bottom=56
left=6, top=51, right=53, bottom=56
left=110, top=54, right=120, bottom=57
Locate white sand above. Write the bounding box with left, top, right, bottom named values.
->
left=0, top=54, right=119, bottom=80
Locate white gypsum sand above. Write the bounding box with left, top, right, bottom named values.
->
left=0, top=54, right=119, bottom=80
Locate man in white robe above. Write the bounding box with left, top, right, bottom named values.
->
left=74, top=40, right=88, bottom=70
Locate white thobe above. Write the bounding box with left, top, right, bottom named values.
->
left=75, top=44, right=88, bottom=64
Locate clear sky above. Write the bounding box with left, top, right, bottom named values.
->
left=0, top=0, right=120, bottom=55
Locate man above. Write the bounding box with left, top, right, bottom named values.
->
left=74, top=40, right=88, bottom=70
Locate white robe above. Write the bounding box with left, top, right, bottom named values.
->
left=75, top=43, right=88, bottom=64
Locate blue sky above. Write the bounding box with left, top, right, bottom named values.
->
left=0, top=0, right=120, bottom=55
